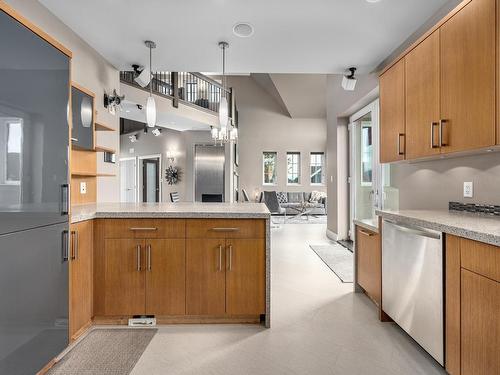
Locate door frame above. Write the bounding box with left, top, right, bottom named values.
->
left=348, top=99, right=380, bottom=239
left=138, top=154, right=162, bottom=202
left=119, top=157, right=138, bottom=203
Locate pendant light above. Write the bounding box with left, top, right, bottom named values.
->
left=144, top=40, right=157, bottom=127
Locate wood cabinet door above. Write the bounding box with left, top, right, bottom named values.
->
left=145, top=239, right=186, bottom=315
left=440, top=0, right=495, bottom=153
left=356, top=227, right=381, bottom=305
left=226, top=239, right=266, bottom=315
left=186, top=239, right=226, bottom=315
left=405, top=31, right=441, bottom=159
left=104, top=239, right=145, bottom=316
left=461, top=269, right=500, bottom=375
left=380, top=59, right=406, bottom=163
left=69, top=220, right=93, bottom=340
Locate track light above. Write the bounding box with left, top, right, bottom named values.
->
left=152, top=128, right=161, bottom=137
left=342, top=67, right=357, bottom=91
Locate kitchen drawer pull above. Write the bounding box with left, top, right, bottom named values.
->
left=228, top=244, right=233, bottom=271
left=129, top=227, right=158, bottom=231
left=147, top=244, right=152, bottom=271
left=439, top=119, right=448, bottom=147
left=211, top=227, right=240, bottom=232
left=70, top=230, right=79, bottom=260
left=359, top=229, right=375, bottom=237
left=136, top=245, right=141, bottom=271
left=218, top=245, right=223, bottom=272
left=397, top=133, right=405, bottom=155
left=430, top=122, right=439, bottom=149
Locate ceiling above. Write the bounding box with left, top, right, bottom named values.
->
left=39, top=0, right=450, bottom=74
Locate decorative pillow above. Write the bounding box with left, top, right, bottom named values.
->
left=276, top=192, right=288, bottom=204
left=309, top=191, right=324, bottom=203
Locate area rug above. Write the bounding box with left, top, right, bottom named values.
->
left=272, top=215, right=327, bottom=224
left=309, top=244, right=353, bottom=283
left=48, top=328, right=157, bottom=375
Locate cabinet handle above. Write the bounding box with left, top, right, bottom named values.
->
left=129, top=227, right=157, bottom=231
left=359, top=229, right=375, bottom=237
left=62, top=230, right=69, bottom=262
left=228, top=244, right=233, bottom=271
left=211, top=227, right=240, bottom=232
left=439, top=119, right=448, bottom=147
left=397, top=133, right=405, bottom=155
left=136, top=245, right=141, bottom=271
left=70, top=230, right=79, bottom=260
left=430, top=122, right=440, bottom=149
left=147, top=244, right=152, bottom=271
left=218, top=245, right=223, bottom=272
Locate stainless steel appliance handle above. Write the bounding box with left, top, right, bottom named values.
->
left=147, top=244, right=152, bottom=271
left=136, top=245, right=141, bottom=271
left=130, top=227, right=157, bottom=231
left=62, top=230, right=69, bottom=262
left=430, top=122, right=439, bottom=148
left=218, top=245, right=223, bottom=272
left=61, top=184, right=70, bottom=215
left=228, top=244, right=233, bottom=271
left=70, top=230, right=77, bottom=260
left=212, top=227, right=240, bottom=232
left=385, top=220, right=441, bottom=239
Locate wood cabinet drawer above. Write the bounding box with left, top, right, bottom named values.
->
left=461, top=238, right=500, bottom=282
left=102, top=219, right=185, bottom=239
left=356, top=226, right=381, bottom=304
left=186, top=219, right=265, bottom=239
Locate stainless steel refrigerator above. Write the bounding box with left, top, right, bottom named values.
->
left=194, top=144, right=225, bottom=202
left=0, top=9, right=70, bottom=374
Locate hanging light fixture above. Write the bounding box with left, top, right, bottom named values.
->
left=211, top=41, right=237, bottom=143
left=144, top=40, right=157, bottom=127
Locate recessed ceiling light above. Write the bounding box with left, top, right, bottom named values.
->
left=366, top=0, right=382, bottom=2
left=233, top=22, right=254, bottom=38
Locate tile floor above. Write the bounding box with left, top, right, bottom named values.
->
left=130, top=223, right=445, bottom=375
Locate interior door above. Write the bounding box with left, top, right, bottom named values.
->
left=226, top=239, right=266, bottom=315
left=405, top=31, right=441, bottom=159
left=440, top=0, right=495, bottom=153
left=142, top=158, right=159, bottom=203
left=186, top=239, right=226, bottom=315
left=145, top=239, right=186, bottom=315
left=120, top=158, right=137, bottom=203
left=104, top=239, right=145, bottom=316
left=0, top=10, right=70, bottom=235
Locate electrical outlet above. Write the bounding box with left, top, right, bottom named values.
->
left=80, top=182, right=87, bottom=195
left=463, top=182, right=473, bottom=198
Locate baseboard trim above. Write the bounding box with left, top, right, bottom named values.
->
left=326, top=229, right=338, bottom=241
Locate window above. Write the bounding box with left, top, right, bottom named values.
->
left=360, top=122, right=373, bottom=186
left=263, top=152, right=277, bottom=185
left=287, top=152, right=300, bottom=184
left=310, top=152, right=325, bottom=185
left=5, top=121, right=22, bottom=184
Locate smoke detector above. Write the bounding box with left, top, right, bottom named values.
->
left=233, top=22, right=254, bottom=38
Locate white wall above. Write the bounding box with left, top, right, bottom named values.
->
left=228, top=76, right=327, bottom=202
left=6, top=0, right=121, bottom=202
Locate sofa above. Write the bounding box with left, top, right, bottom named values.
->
left=271, top=191, right=327, bottom=215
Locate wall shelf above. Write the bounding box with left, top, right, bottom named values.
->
left=94, top=145, right=116, bottom=153
left=95, top=122, right=115, bottom=131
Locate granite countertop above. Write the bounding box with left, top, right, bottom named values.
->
left=353, top=218, right=379, bottom=233
left=71, top=202, right=271, bottom=223
left=376, top=209, right=500, bottom=247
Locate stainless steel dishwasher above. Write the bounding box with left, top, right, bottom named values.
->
left=382, top=220, right=444, bottom=365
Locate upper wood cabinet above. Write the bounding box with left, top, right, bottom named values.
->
left=380, top=0, right=497, bottom=162
left=380, top=59, right=406, bottom=163
left=440, top=0, right=496, bottom=154
left=405, top=31, right=441, bottom=159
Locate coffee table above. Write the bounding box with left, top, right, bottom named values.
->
left=287, top=202, right=316, bottom=221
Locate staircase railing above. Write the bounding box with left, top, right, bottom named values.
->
left=120, top=70, right=232, bottom=116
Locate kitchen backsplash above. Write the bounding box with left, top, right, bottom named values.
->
left=449, top=201, right=500, bottom=216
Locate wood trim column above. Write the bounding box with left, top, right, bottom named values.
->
left=445, top=234, right=461, bottom=375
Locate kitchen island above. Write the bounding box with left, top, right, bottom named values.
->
left=68, top=202, right=271, bottom=341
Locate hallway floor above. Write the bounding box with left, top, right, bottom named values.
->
left=130, top=224, right=445, bottom=375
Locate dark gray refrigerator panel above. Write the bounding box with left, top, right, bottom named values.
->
left=0, top=222, right=69, bottom=375
left=71, top=85, right=94, bottom=151
left=0, top=10, right=70, bottom=235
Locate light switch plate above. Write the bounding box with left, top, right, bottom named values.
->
left=80, top=181, right=87, bottom=194
left=463, top=182, right=473, bottom=198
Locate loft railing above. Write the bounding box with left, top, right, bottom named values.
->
left=120, top=70, right=232, bottom=116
